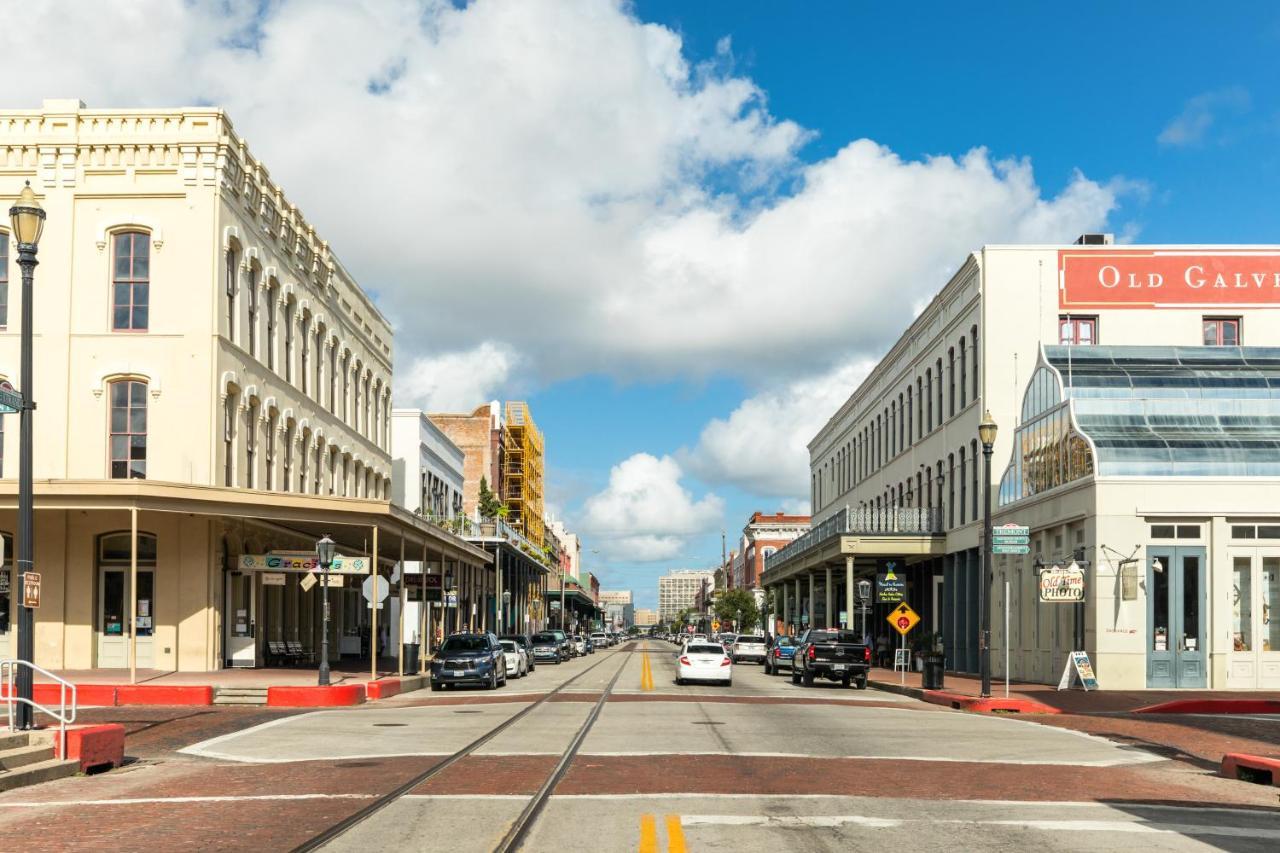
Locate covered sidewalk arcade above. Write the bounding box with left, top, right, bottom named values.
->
left=0, top=479, right=490, bottom=685
left=760, top=506, right=945, bottom=657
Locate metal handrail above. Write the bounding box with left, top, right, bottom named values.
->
left=1, top=659, right=76, bottom=759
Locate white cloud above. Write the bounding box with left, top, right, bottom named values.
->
left=1157, top=87, right=1251, bottom=147
left=577, top=453, right=723, bottom=561
left=10, top=0, right=1126, bottom=396
left=684, top=360, right=874, bottom=498
left=394, top=342, right=518, bottom=411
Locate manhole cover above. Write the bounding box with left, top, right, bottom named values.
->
left=373, top=723, right=407, bottom=727
left=453, top=709, right=483, bottom=714
left=691, top=721, right=725, bottom=726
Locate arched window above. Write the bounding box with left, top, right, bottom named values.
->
left=314, top=443, right=323, bottom=494
left=906, top=386, right=913, bottom=446
left=246, top=263, right=260, bottom=357
left=0, top=229, right=9, bottom=328
left=971, top=438, right=979, bottom=520
left=109, top=379, right=147, bottom=479
left=265, top=280, right=277, bottom=371
left=935, top=358, right=943, bottom=425
left=244, top=398, right=258, bottom=489
left=916, top=377, right=923, bottom=436
left=222, top=392, right=236, bottom=487
left=282, top=419, right=295, bottom=492
left=898, top=392, right=905, bottom=450
left=313, top=322, right=324, bottom=402
left=225, top=244, right=237, bottom=341
left=925, top=369, right=933, bottom=431
left=947, top=347, right=956, bottom=418
left=283, top=298, right=295, bottom=383
left=113, top=232, right=150, bottom=332
left=947, top=453, right=956, bottom=528
left=971, top=324, right=980, bottom=400
left=328, top=447, right=338, bottom=495
left=300, top=312, right=311, bottom=394
left=298, top=428, right=310, bottom=493
left=958, top=445, right=966, bottom=525
left=341, top=352, right=351, bottom=422
left=328, top=339, right=338, bottom=414
left=959, top=337, right=967, bottom=409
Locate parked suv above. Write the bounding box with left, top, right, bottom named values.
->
left=431, top=633, right=507, bottom=690
left=531, top=631, right=568, bottom=664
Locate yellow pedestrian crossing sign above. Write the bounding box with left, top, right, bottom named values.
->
left=887, top=602, right=919, bottom=636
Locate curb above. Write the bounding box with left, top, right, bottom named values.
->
left=1137, top=699, right=1280, bottom=715
left=1221, top=753, right=1280, bottom=786
left=266, top=684, right=366, bottom=707
left=871, top=681, right=1059, bottom=714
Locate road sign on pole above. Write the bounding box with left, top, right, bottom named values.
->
left=0, top=381, right=21, bottom=415
left=887, top=601, right=919, bottom=636
left=22, top=572, right=40, bottom=609
left=993, top=544, right=1031, bottom=555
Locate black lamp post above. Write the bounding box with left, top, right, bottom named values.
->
left=316, top=534, right=336, bottom=686
left=10, top=183, right=44, bottom=731
left=978, top=410, right=998, bottom=699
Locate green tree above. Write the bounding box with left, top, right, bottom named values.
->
left=477, top=477, right=503, bottom=518
left=714, top=588, right=760, bottom=633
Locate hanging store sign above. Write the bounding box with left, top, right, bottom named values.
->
left=239, top=552, right=370, bottom=574
left=1059, top=250, right=1280, bottom=310
left=0, top=380, right=22, bottom=415
left=1039, top=563, right=1085, bottom=602
left=261, top=572, right=287, bottom=586
left=877, top=563, right=905, bottom=604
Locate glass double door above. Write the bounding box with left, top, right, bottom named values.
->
left=1147, top=547, right=1206, bottom=688
left=97, top=567, right=155, bottom=669
left=1229, top=550, right=1280, bottom=689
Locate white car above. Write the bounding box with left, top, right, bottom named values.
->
left=499, top=640, right=528, bottom=678
left=676, top=641, right=733, bottom=687
left=572, top=636, right=587, bottom=656
left=590, top=631, right=609, bottom=649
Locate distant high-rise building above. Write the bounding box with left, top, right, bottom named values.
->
left=658, top=569, right=715, bottom=623
left=634, top=608, right=658, bottom=627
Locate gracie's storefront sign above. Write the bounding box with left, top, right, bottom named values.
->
left=239, top=551, right=370, bottom=575
left=1059, top=250, right=1280, bottom=309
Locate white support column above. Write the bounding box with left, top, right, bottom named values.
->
left=845, top=556, right=855, bottom=635
left=824, top=566, right=834, bottom=628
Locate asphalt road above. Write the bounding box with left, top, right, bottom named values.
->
left=1, top=640, right=1278, bottom=852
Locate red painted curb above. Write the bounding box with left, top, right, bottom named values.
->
left=365, top=679, right=402, bottom=701
left=56, top=724, right=126, bottom=772
left=267, top=684, right=366, bottom=707
left=924, top=690, right=1060, bottom=714
left=1221, top=752, right=1280, bottom=786
left=115, top=685, right=214, bottom=706
left=1137, top=699, right=1280, bottom=715
left=1, top=684, right=118, bottom=707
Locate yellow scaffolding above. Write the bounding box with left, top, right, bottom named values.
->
left=504, top=401, right=545, bottom=548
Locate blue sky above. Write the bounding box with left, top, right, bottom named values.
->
left=17, top=1, right=1280, bottom=611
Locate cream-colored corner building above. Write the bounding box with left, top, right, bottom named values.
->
left=763, top=236, right=1280, bottom=689
left=0, top=100, right=487, bottom=675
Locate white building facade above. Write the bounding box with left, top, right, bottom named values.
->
left=391, top=409, right=466, bottom=524
left=658, top=569, right=715, bottom=623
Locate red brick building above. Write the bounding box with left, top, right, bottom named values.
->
left=737, top=512, right=810, bottom=590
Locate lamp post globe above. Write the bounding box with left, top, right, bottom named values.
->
left=316, top=534, right=336, bottom=686
left=9, top=181, right=44, bottom=730
left=978, top=410, right=998, bottom=698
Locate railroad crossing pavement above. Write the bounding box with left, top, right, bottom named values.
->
left=0, top=641, right=1278, bottom=851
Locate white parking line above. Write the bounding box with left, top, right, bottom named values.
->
left=0, top=794, right=377, bottom=808
left=576, top=750, right=1159, bottom=766
left=678, top=814, right=1280, bottom=839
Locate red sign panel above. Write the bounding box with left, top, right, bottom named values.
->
left=1059, top=250, right=1280, bottom=309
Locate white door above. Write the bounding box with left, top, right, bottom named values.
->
left=226, top=571, right=257, bottom=667
left=1229, top=550, right=1280, bottom=688
left=97, top=568, right=155, bottom=669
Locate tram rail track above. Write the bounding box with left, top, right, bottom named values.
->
left=290, top=641, right=643, bottom=853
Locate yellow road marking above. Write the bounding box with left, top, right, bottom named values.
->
left=640, top=652, right=654, bottom=691
left=639, top=813, right=658, bottom=853
left=665, top=814, right=687, bottom=853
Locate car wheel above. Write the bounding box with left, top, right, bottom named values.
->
left=489, top=669, right=499, bottom=690
left=763, top=661, right=771, bottom=675
left=725, top=679, right=732, bottom=688
left=431, top=681, right=442, bottom=691
left=790, top=668, right=800, bottom=685
left=856, top=675, right=868, bottom=690
left=802, top=670, right=815, bottom=687
left=841, top=675, right=851, bottom=688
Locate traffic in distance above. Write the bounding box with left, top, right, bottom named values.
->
left=431, top=629, right=625, bottom=690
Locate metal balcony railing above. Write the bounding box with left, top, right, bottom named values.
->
left=762, top=506, right=943, bottom=574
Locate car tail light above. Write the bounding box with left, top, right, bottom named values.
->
left=808, top=646, right=815, bottom=661
left=720, top=658, right=732, bottom=667
left=774, top=648, right=781, bottom=658
left=679, top=656, right=690, bottom=665
left=864, top=647, right=872, bottom=662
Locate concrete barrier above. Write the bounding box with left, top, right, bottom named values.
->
left=267, top=684, right=365, bottom=706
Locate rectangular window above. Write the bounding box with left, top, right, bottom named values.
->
left=1233, top=556, right=1252, bottom=652
left=1203, top=317, right=1240, bottom=346
left=1150, top=524, right=1176, bottom=539
left=225, top=249, right=236, bottom=340
left=0, top=234, right=8, bottom=328
left=109, top=380, right=147, bottom=479
left=112, top=233, right=150, bottom=332
left=1059, top=316, right=1096, bottom=346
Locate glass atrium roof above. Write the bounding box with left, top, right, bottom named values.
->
left=1044, top=345, right=1280, bottom=478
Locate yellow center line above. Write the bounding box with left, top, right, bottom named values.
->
left=639, top=813, right=658, bottom=853
left=640, top=651, right=654, bottom=691
left=665, top=814, right=688, bottom=853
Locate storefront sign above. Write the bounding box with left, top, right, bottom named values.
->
left=261, top=572, right=287, bottom=586
left=299, top=573, right=317, bottom=592
left=239, top=552, right=370, bottom=574
left=1038, top=563, right=1085, bottom=602
left=877, top=564, right=905, bottom=604
left=1060, top=250, right=1280, bottom=309
left=22, top=572, right=40, bottom=608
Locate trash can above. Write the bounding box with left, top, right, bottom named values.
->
left=922, top=652, right=945, bottom=690
left=404, top=642, right=420, bottom=673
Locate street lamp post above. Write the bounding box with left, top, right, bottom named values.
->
left=316, top=534, right=336, bottom=686
left=978, top=410, right=998, bottom=699
left=502, top=590, right=511, bottom=634
left=10, top=183, right=45, bottom=731
left=857, top=578, right=871, bottom=642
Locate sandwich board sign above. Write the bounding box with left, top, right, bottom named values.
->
left=1057, top=650, right=1099, bottom=691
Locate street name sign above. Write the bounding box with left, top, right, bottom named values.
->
left=993, top=543, right=1031, bottom=555
left=887, top=602, right=919, bottom=636
left=992, top=524, right=1029, bottom=535
left=0, top=381, right=21, bottom=415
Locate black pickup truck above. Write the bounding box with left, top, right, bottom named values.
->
left=790, top=628, right=871, bottom=689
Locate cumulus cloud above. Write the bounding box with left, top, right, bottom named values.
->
left=577, top=454, right=723, bottom=561
left=684, top=360, right=875, bottom=498
left=394, top=342, right=518, bottom=411
left=10, top=0, right=1125, bottom=399
left=1158, top=87, right=1251, bottom=147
